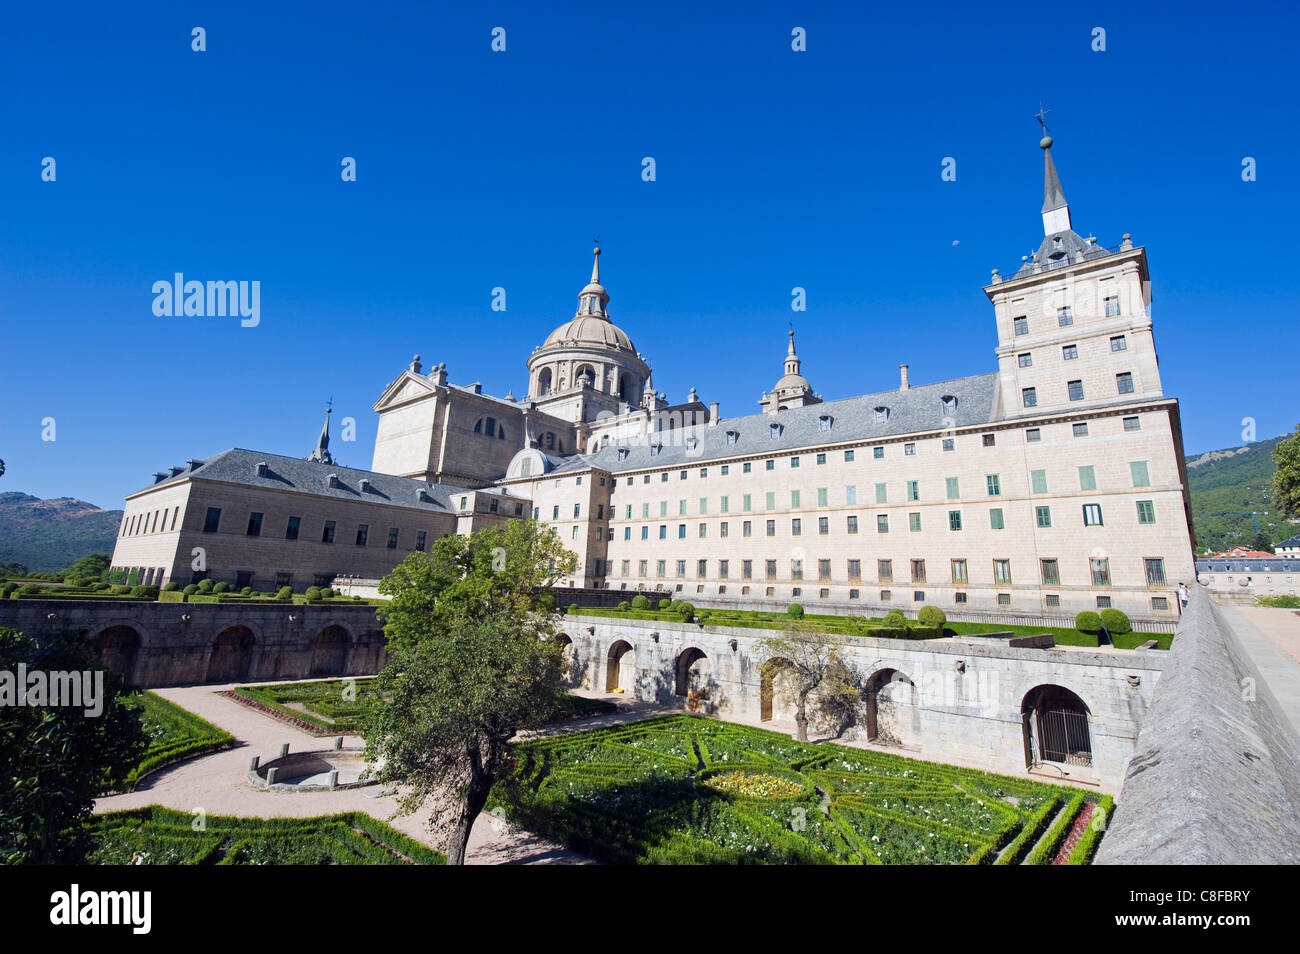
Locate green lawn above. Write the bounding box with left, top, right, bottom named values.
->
left=120, top=691, right=236, bottom=789
left=489, top=715, right=1108, bottom=865
left=87, top=806, right=444, bottom=865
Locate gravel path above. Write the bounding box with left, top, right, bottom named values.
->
left=94, top=681, right=593, bottom=865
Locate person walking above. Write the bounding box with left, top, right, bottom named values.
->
left=1178, top=581, right=1190, bottom=610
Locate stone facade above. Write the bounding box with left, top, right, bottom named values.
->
left=557, top=615, right=1164, bottom=790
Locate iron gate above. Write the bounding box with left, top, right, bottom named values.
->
left=1036, top=708, right=1093, bottom=767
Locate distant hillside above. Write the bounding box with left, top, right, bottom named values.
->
left=0, top=492, right=123, bottom=573
left=1186, top=435, right=1296, bottom=553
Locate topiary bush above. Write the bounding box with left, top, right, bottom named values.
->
left=697, top=610, right=711, bottom=625
left=1075, top=611, right=1102, bottom=633
left=212, top=582, right=230, bottom=594
left=305, top=586, right=323, bottom=602
left=668, top=600, right=684, bottom=614
left=197, top=579, right=215, bottom=593
left=1099, top=608, right=1131, bottom=635
left=676, top=601, right=696, bottom=621
left=162, top=582, right=180, bottom=591
left=883, top=609, right=907, bottom=627
left=182, top=584, right=199, bottom=596
left=658, top=599, right=670, bottom=610
left=109, top=584, right=130, bottom=595
left=240, top=586, right=253, bottom=596
left=567, top=603, right=579, bottom=615
left=786, top=603, right=805, bottom=618
left=616, top=600, right=631, bottom=612
left=631, top=594, right=651, bottom=610
left=917, top=605, right=947, bottom=628
left=321, top=587, right=335, bottom=599
left=276, top=586, right=293, bottom=601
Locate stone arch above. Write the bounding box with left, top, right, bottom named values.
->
left=605, top=639, right=635, bottom=693
left=555, top=633, right=577, bottom=684
left=310, top=625, right=350, bottom=677
left=206, top=625, right=255, bottom=683
left=618, top=372, right=636, bottom=400
left=759, top=656, right=795, bottom=722
left=96, top=625, right=142, bottom=684
left=1021, top=684, right=1092, bottom=769
left=673, top=647, right=710, bottom=697
left=864, top=668, right=919, bottom=747
left=575, top=364, right=597, bottom=389
left=536, top=367, right=553, bottom=396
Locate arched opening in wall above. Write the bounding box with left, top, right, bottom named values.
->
left=206, top=626, right=255, bottom=683
left=618, top=373, right=635, bottom=400
left=575, top=364, right=596, bottom=390
left=537, top=368, right=552, bottom=396
left=759, top=656, right=795, bottom=722
left=555, top=633, right=576, bottom=683
left=310, top=625, right=349, bottom=677
left=864, top=669, right=918, bottom=747
left=673, top=647, right=710, bottom=697
left=96, top=626, right=142, bottom=684
left=1021, top=685, right=1092, bottom=769
left=605, top=639, right=635, bottom=693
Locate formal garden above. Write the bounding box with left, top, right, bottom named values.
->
left=86, top=806, right=445, bottom=865
left=118, top=691, right=236, bottom=789
left=488, top=714, right=1112, bottom=865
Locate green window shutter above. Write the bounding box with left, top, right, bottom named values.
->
left=1031, top=469, right=1047, bottom=494
left=1130, top=460, right=1150, bottom=487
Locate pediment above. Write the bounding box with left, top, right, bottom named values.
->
left=373, top=372, right=438, bottom=412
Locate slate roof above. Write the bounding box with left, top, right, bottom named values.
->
left=131, top=448, right=473, bottom=513
left=582, top=373, right=999, bottom=473
left=1195, top=558, right=1300, bottom=572
left=1276, top=534, right=1300, bottom=550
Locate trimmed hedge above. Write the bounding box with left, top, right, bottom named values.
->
left=1075, top=611, right=1102, bottom=633
left=1099, top=608, right=1131, bottom=635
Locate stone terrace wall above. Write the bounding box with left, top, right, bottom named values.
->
left=1095, top=589, right=1300, bottom=864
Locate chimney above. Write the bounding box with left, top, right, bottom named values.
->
left=899, top=364, right=910, bottom=391
left=708, top=402, right=719, bottom=426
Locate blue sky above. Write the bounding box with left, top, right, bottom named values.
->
left=1, top=1, right=1297, bottom=509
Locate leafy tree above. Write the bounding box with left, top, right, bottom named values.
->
left=57, top=553, right=110, bottom=581
left=364, top=519, right=577, bottom=864
left=0, top=628, right=146, bottom=863
left=1273, top=424, right=1300, bottom=519
left=756, top=624, right=858, bottom=742
left=0, top=561, right=30, bottom=580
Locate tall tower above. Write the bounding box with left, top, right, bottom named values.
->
left=758, top=329, right=821, bottom=413
left=985, top=125, right=1161, bottom=418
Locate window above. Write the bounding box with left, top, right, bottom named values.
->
left=765, top=560, right=777, bottom=580
left=880, top=590, right=892, bottom=602
left=718, top=560, right=729, bottom=579
left=246, top=512, right=263, bottom=537
left=1117, top=372, right=1135, bottom=394
left=909, top=512, right=921, bottom=532
left=677, top=499, right=686, bottom=516
left=387, top=527, right=399, bottom=549
left=877, top=514, right=889, bottom=533
left=1137, top=500, right=1155, bottom=524
left=285, top=516, right=301, bottom=540
left=677, top=524, right=685, bottom=539
left=791, top=490, right=801, bottom=508
left=659, top=525, right=667, bottom=539
left=942, top=438, right=955, bottom=452
left=814, top=487, right=827, bottom=507
left=1110, top=334, right=1127, bottom=351
left=904, top=443, right=916, bottom=456
left=1013, top=316, right=1029, bottom=335
left=873, top=446, right=884, bottom=460
left=875, top=406, right=889, bottom=423
left=743, top=462, right=752, bottom=473
left=878, top=559, right=893, bottom=582
left=697, top=559, right=708, bottom=578
left=743, top=494, right=752, bottom=511
left=1057, top=306, right=1073, bottom=326
left=355, top=525, right=369, bottom=546
left=743, top=560, right=753, bottom=579
left=906, top=480, right=919, bottom=502
left=766, top=519, right=776, bottom=536
left=997, top=593, right=1012, bottom=607
left=1131, top=460, right=1150, bottom=487
left=680, top=470, right=688, bottom=480
left=941, top=395, right=958, bottom=414
left=624, top=528, right=632, bottom=540
left=1026, top=428, right=1041, bottom=442
left=1018, top=352, right=1033, bottom=368
left=321, top=520, right=335, bottom=544
left=720, top=522, right=729, bottom=538
left=641, top=526, right=649, bottom=540
left=721, top=465, right=729, bottom=476
left=845, top=485, right=857, bottom=505
left=949, top=510, right=962, bottom=531
left=698, top=523, right=707, bottom=538
left=203, top=507, right=222, bottom=533
left=677, top=560, right=686, bottom=578
left=848, top=559, right=861, bottom=580
left=700, top=468, right=708, bottom=478
left=765, top=459, right=775, bottom=471
left=1090, top=558, right=1111, bottom=586
left=743, top=520, right=752, bottom=537
left=951, top=559, right=968, bottom=583
left=818, top=559, right=831, bottom=581
left=844, top=450, right=855, bottom=462
left=875, top=482, right=888, bottom=504
left=1030, top=469, right=1047, bottom=494
left=1083, top=503, right=1104, bottom=526
left=818, top=516, right=829, bottom=535
left=769, top=424, right=782, bottom=439
left=1145, top=558, right=1167, bottom=585
left=765, top=492, right=776, bottom=510
left=1022, top=387, right=1037, bottom=407
left=986, top=474, right=1001, bottom=496
left=847, top=515, right=858, bottom=534
left=1035, top=506, right=1052, bottom=528
left=791, top=559, right=803, bottom=581
left=989, top=508, right=1004, bottom=530
left=955, top=592, right=968, bottom=604
left=790, top=457, right=801, bottom=469
left=639, top=561, right=649, bottom=578
left=1063, top=344, right=1078, bottom=360
left=1124, top=416, right=1141, bottom=431
left=911, top=559, right=926, bottom=583
left=946, top=476, right=960, bottom=499
left=553, top=505, right=560, bottom=520
left=1073, top=422, right=1088, bottom=437
left=982, top=434, right=996, bottom=447
left=791, top=519, right=801, bottom=536
left=1078, top=465, right=1096, bottom=491
left=656, top=560, right=666, bottom=579
left=993, top=559, right=1012, bottom=584
left=720, top=495, right=729, bottom=513
left=1068, top=380, right=1084, bottom=401
left=1151, top=596, right=1169, bottom=611
left=415, top=530, right=427, bottom=552
left=1104, top=295, right=1120, bottom=317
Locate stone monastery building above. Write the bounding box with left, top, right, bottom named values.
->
left=110, top=133, right=1196, bottom=622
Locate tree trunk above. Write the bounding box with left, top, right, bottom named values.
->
left=446, top=749, right=493, bottom=866
left=795, top=696, right=808, bottom=742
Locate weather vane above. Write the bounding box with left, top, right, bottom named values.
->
left=326, top=396, right=334, bottom=412
left=1034, top=104, right=1051, bottom=135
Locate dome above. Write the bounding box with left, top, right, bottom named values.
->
left=542, top=315, right=637, bottom=353
left=772, top=372, right=811, bottom=392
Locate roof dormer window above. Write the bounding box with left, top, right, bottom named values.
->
left=685, top=437, right=698, bottom=451
left=617, top=448, right=629, bottom=461
left=875, top=406, right=889, bottom=423
left=818, top=415, right=833, bottom=431
left=650, top=444, right=662, bottom=456
left=726, top=430, right=739, bottom=445
left=769, top=423, right=783, bottom=439
left=941, top=395, right=957, bottom=414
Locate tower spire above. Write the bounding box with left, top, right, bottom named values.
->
left=1036, top=109, right=1071, bottom=235
left=308, top=406, right=334, bottom=464
left=575, top=244, right=610, bottom=319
